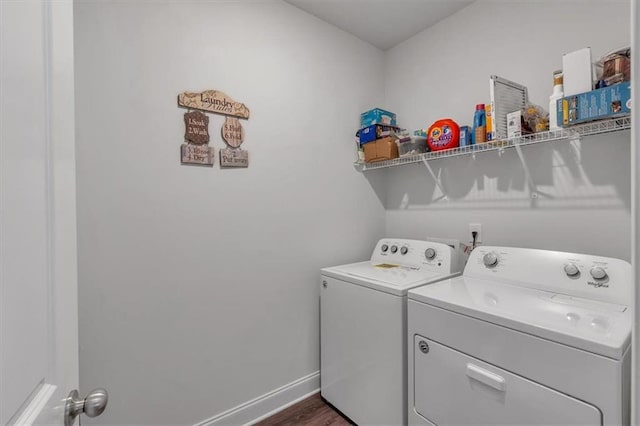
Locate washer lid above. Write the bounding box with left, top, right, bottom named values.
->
left=321, top=261, right=455, bottom=296
left=408, top=276, right=632, bottom=359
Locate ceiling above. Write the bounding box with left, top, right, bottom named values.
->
left=284, top=0, right=474, bottom=50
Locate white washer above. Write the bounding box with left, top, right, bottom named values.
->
left=408, top=246, right=632, bottom=426
left=321, top=239, right=463, bottom=426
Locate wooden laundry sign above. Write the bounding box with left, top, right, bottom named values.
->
left=177, top=89, right=250, bottom=168
left=220, top=147, right=248, bottom=168
left=178, top=90, right=250, bottom=119
left=220, top=116, right=248, bottom=167
left=181, top=110, right=214, bottom=166
left=182, top=144, right=214, bottom=165
left=184, top=111, right=209, bottom=144
left=221, top=117, right=244, bottom=148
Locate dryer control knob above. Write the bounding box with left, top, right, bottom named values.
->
left=483, top=252, right=498, bottom=267
left=400, top=246, right=408, bottom=255
left=564, top=263, right=580, bottom=277
left=590, top=267, right=608, bottom=281
left=424, top=248, right=436, bottom=260
left=381, top=244, right=389, bottom=252
left=390, top=245, right=398, bottom=254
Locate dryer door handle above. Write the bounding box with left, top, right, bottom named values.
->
left=466, top=363, right=506, bottom=392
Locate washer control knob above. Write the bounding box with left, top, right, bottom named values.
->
left=381, top=244, right=389, bottom=253
left=564, top=263, right=580, bottom=277
left=425, top=248, right=436, bottom=260
left=483, top=252, right=499, bottom=267
left=400, top=246, right=408, bottom=255
left=390, top=245, right=398, bottom=254
left=590, top=267, right=608, bottom=281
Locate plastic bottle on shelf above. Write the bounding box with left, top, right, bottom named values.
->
left=473, top=104, right=487, bottom=143
left=548, top=70, right=564, bottom=131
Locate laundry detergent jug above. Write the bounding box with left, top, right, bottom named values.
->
left=427, top=119, right=460, bottom=151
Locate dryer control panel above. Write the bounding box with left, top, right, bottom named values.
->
left=371, top=239, right=460, bottom=274
left=466, top=246, right=631, bottom=306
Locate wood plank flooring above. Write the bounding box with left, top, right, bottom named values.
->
left=254, top=393, right=354, bottom=426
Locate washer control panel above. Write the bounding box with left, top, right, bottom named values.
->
left=371, top=239, right=459, bottom=274
left=466, top=246, right=631, bottom=306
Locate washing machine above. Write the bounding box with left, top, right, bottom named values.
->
left=407, top=246, right=632, bottom=426
left=321, top=238, right=464, bottom=426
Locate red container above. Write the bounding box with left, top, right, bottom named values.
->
left=427, top=119, right=460, bottom=151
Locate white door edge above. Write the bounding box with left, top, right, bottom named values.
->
left=13, top=384, right=57, bottom=426
left=1, top=0, right=79, bottom=424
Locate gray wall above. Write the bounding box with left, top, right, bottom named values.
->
left=73, top=1, right=386, bottom=424
left=383, top=0, right=631, bottom=260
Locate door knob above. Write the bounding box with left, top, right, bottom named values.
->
left=64, top=388, right=108, bottom=426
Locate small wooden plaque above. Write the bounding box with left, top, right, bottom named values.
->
left=184, top=111, right=209, bottom=145
left=178, top=90, right=250, bottom=119
left=220, top=148, right=249, bottom=168
left=181, top=144, right=214, bottom=166
left=221, top=117, right=245, bottom=148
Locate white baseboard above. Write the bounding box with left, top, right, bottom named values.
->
left=194, top=371, right=320, bottom=426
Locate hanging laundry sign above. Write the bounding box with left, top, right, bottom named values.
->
left=182, top=144, right=214, bottom=165
left=221, top=117, right=244, bottom=148
left=178, top=90, right=250, bottom=119
left=184, top=111, right=209, bottom=144
left=220, top=147, right=249, bottom=168
left=220, top=117, right=249, bottom=168
left=177, top=89, right=250, bottom=168
left=181, top=111, right=214, bottom=166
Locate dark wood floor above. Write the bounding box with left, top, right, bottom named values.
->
left=255, top=393, right=354, bottom=426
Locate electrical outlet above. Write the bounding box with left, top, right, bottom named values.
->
left=469, top=223, right=482, bottom=244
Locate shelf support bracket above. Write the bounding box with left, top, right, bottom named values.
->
left=421, top=158, right=447, bottom=200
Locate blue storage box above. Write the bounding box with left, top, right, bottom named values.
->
left=361, top=108, right=397, bottom=127
left=358, top=124, right=398, bottom=144
left=557, top=82, right=631, bottom=127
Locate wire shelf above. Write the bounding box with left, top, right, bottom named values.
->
left=355, top=116, right=631, bottom=172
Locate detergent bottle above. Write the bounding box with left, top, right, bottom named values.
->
left=427, top=119, right=460, bottom=151
left=473, top=104, right=487, bottom=143
left=548, top=71, right=564, bottom=130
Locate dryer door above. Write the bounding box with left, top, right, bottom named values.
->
left=412, top=336, right=602, bottom=425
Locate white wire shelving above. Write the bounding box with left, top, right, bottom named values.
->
left=354, top=116, right=631, bottom=172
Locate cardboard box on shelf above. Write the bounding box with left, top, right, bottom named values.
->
left=603, top=54, right=630, bottom=82
left=557, top=82, right=630, bottom=127
left=364, top=137, right=399, bottom=163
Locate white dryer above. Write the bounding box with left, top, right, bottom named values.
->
left=407, top=246, right=632, bottom=426
left=321, top=239, right=463, bottom=426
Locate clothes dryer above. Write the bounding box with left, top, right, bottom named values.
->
left=408, top=246, right=631, bottom=425
left=321, top=239, right=464, bottom=425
